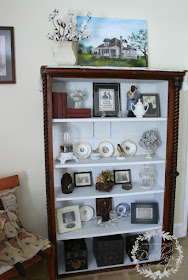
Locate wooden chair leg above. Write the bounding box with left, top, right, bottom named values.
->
left=47, top=245, right=56, bottom=280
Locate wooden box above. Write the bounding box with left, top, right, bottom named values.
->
left=64, top=239, right=88, bottom=272
left=93, top=235, right=124, bottom=267
left=126, top=235, right=149, bottom=262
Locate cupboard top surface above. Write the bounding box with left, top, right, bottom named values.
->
left=41, top=66, right=185, bottom=80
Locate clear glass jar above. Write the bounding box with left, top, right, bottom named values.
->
left=139, top=165, right=154, bottom=190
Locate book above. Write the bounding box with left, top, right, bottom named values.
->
left=52, top=92, right=67, bottom=118
left=67, top=108, right=91, bottom=114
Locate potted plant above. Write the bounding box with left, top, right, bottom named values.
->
left=47, top=9, right=92, bottom=66
left=139, top=130, right=160, bottom=159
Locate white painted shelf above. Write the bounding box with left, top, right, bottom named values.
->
left=53, top=117, right=167, bottom=123
left=56, top=216, right=162, bottom=241
left=54, top=154, right=165, bottom=168
left=55, top=182, right=164, bottom=202
left=57, top=234, right=162, bottom=275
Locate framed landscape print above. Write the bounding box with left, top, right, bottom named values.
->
left=93, top=83, right=120, bottom=117
left=74, top=172, right=92, bottom=187
left=140, top=94, right=160, bottom=117
left=77, top=17, right=148, bottom=67
left=0, top=27, right=15, bottom=83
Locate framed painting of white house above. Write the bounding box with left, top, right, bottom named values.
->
left=77, top=17, right=148, bottom=67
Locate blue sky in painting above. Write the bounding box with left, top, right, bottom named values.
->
left=77, top=16, right=147, bottom=48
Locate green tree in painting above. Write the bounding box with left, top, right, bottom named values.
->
left=128, top=29, right=148, bottom=66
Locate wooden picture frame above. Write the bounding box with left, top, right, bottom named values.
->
left=131, top=202, right=158, bottom=224
left=0, top=27, right=16, bottom=83
left=96, top=197, right=112, bottom=221
left=140, top=94, right=160, bottom=117
left=57, top=205, right=82, bottom=234
left=93, top=83, right=121, bottom=117
left=114, top=169, right=131, bottom=184
left=74, top=171, right=92, bottom=187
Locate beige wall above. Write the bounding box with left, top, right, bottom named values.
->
left=0, top=0, right=187, bottom=237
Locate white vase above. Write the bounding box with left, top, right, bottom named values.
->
left=52, top=41, right=77, bottom=66
left=145, top=149, right=154, bottom=159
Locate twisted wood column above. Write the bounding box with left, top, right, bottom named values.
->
left=169, top=76, right=183, bottom=234
left=42, top=72, right=52, bottom=241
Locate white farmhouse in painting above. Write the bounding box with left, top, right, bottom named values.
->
left=95, top=36, right=137, bottom=59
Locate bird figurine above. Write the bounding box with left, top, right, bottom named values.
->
left=117, top=144, right=126, bottom=160
left=68, top=90, right=86, bottom=109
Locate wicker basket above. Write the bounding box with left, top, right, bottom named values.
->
left=96, top=182, right=114, bottom=192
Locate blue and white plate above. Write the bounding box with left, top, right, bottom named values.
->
left=116, top=203, right=130, bottom=217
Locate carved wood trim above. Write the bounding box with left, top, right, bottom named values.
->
left=42, top=72, right=52, bottom=241
left=168, top=76, right=183, bottom=234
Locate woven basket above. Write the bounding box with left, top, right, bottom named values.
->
left=96, top=182, right=114, bottom=192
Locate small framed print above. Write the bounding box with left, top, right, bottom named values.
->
left=0, top=27, right=16, bottom=83
left=74, top=172, right=92, bottom=187
left=114, top=169, right=131, bottom=184
left=93, top=83, right=121, bottom=117
left=57, top=205, right=82, bottom=234
left=140, top=94, right=160, bottom=117
left=131, top=203, right=158, bottom=224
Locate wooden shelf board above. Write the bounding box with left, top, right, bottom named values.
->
left=53, top=117, right=167, bottom=123
left=56, top=217, right=162, bottom=241
left=55, top=182, right=164, bottom=202
left=54, top=155, right=165, bottom=168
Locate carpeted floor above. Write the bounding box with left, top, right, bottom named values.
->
left=10, top=236, right=188, bottom=280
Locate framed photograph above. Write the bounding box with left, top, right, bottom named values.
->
left=131, top=203, right=158, bottom=224
left=140, top=94, right=160, bottom=117
left=93, top=83, right=121, bottom=117
left=57, top=205, right=82, bottom=234
left=0, top=27, right=15, bottom=83
left=114, top=169, right=131, bottom=184
left=74, top=171, right=92, bottom=187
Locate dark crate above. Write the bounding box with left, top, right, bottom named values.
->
left=64, top=239, right=87, bottom=272
left=93, top=234, right=124, bottom=267
left=126, top=235, right=149, bottom=262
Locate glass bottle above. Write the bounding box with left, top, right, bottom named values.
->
left=60, top=131, right=73, bottom=153
left=139, top=165, right=154, bottom=190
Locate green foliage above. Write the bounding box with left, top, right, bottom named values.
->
left=78, top=54, right=146, bottom=67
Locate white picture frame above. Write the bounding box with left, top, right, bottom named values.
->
left=57, top=205, right=82, bottom=234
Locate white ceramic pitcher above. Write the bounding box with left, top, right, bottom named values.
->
left=131, top=99, right=149, bottom=118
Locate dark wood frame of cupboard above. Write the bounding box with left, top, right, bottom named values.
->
left=41, top=66, right=185, bottom=278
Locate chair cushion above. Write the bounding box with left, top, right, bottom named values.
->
left=0, top=189, right=18, bottom=215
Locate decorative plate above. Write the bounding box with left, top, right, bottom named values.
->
left=121, top=140, right=137, bottom=156
left=98, top=141, right=114, bottom=158
left=116, top=203, right=130, bottom=218
left=73, top=142, right=91, bottom=159
left=79, top=206, right=94, bottom=222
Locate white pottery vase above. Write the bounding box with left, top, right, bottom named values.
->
left=52, top=41, right=77, bottom=66
left=145, top=149, right=154, bottom=159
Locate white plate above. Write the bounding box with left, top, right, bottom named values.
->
left=73, top=142, right=91, bottom=159
left=121, top=140, right=137, bottom=156
left=98, top=141, right=114, bottom=158
left=79, top=206, right=94, bottom=222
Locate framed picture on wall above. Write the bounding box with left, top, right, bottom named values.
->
left=0, top=27, right=16, bottom=83
left=131, top=202, right=158, bottom=224
left=140, top=94, right=160, bottom=117
left=93, top=83, right=121, bottom=117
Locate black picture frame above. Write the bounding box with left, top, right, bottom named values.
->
left=0, top=27, right=16, bottom=83
left=140, top=94, right=160, bottom=117
left=131, top=202, right=158, bottom=224
left=74, top=171, right=92, bottom=187
left=93, top=83, right=121, bottom=117
left=114, top=169, right=131, bottom=184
